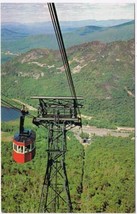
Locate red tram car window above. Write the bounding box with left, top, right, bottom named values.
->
left=24, top=145, right=31, bottom=153
left=13, top=144, right=17, bottom=151
left=18, top=146, right=24, bottom=153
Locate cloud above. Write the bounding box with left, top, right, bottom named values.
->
left=1, top=3, right=51, bottom=23
left=56, top=3, right=134, bottom=21
left=1, top=3, right=134, bottom=23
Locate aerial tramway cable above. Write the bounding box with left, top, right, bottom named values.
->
left=1, top=98, right=21, bottom=112
left=1, top=93, right=21, bottom=112
left=47, top=3, right=77, bottom=99
left=48, top=3, right=75, bottom=97
left=1, top=94, right=35, bottom=119
left=2, top=4, right=82, bottom=120
left=47, top=3, right=82, bottom=119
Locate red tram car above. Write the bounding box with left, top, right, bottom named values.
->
left=13, top=129, right=36, bottom=163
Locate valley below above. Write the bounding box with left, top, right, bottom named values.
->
left=1, top=17, right=135, bottom=213
left=73, top=125, right=134, bottom=144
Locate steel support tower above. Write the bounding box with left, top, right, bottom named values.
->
left=31, top=3, right=83, bottom=213
left=32, top=96, right=82, bottom=213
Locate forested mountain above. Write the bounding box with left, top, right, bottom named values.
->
left=1, top=20, right=134, bottom=63
left=1, top=17, right=135, bottom=213
left=2, top=39, right=135, bottom=128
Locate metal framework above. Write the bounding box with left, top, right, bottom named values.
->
left=31, top=3, right=83, bottom=213
left=32, top=97, right=82, bottom=212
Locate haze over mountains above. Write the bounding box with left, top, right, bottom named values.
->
left=1, top=19, right=134, bottom=63
left=2, top=19, right=132, bottom=35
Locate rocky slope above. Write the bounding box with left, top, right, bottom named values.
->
left=1, top=39, right=135, bottom=128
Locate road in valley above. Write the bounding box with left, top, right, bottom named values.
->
left=72, top=125, right=135, bottom=144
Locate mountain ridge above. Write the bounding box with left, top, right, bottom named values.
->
left=1, top=20, right=134, bottom=64
left=1, top=39, right=135, bottom=128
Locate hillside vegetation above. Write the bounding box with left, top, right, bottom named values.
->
left=1, top=18, right=135, bottom=212
left=1, top=20, right=134, bottom=63
left=1, top=120, right=135, bottom=212
left=2, top=39, right=135, bottom=128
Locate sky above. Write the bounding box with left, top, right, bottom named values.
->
left=1, top=3, right=135, bottom=23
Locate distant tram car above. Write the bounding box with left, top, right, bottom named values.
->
left=13, top=129, right=36, bottom=163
